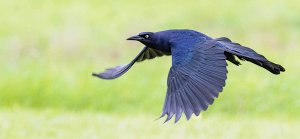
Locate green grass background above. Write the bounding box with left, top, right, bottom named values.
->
left=0, top=0, right=299, bottom=138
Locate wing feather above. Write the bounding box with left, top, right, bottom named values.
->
left=160, top=41, right=228, bottom=123
left=93, top=47, right=170, bottom=79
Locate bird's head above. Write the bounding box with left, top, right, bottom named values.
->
left=127, top=31, right=173, bottom=51
left=127, top=32, right=156, bottom=45
left=128, top=31, right=170, bottom=50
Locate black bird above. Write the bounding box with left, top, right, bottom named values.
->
left=92, top=29, right=285, bottom=123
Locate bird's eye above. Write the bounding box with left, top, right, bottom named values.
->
left=144, top=34, right=150, bottom=39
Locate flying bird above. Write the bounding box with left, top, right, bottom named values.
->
left=92, top=29, right=285, bottom=123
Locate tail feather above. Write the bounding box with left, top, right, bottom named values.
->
left=216, top=37, right=285, bottom=74
left=238, top=56, right=285, bottom=75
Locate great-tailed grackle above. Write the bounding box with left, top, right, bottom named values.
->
left=93, top=29, right=285, bottom=123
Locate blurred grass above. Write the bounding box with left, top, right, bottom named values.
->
left=1, top=109, right=300, bottom=139
left=0, top=0, right=300, bottom=138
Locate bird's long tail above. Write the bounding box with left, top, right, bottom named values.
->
left=236, top=55, right=285, bottom=74
left=216, top=37, right=285, bottom=74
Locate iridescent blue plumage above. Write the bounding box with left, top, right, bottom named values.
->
left=93, top=29, right=285, bottom=123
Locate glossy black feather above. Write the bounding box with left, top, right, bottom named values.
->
left=160, top=42, right=227, bottom=123
left=92, top=47, right=169, bottom=79
left=216, top=37, right=285, bottom=74
left=93, top=29, right=285, bottom=123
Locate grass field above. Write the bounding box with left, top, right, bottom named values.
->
left=0, top=0, right=300, bottom=138
left=1, top=109, right=300, bottom=139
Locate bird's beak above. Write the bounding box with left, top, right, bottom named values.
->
left=127, top=35, right=144, bottom=41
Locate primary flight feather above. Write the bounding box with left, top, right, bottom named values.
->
left=92, top=29, right=285, bottom=123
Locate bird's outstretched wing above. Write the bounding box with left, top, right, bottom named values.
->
left=93, top=47, right=170, bottom=79
left=136, top=47, right=170, bottom=62
left=160, top=40, right=228, bottom=123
